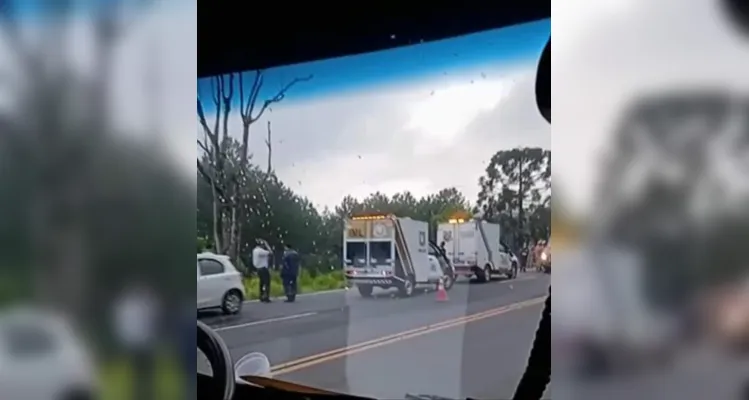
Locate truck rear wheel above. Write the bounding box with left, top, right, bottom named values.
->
left=509, top=262, right=518, bottom=279
left=483, top=265, right=492, bottom=283
left=443, top=273, right=455, bottom=290
left=398, top=276, right=415, bottom=297
left=357, top=284, right=373, bottom=297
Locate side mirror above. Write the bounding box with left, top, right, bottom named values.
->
left=234, top=352, right=272, bottom=383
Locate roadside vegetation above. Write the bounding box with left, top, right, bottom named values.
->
left=243, top=268, right=345, bottom=300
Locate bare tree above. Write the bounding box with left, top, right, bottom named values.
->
left=197, top=75, right=233, bottom=253
left=197, top=71, right=311, bottom=261
left=265, top=120, right=273, bottom=176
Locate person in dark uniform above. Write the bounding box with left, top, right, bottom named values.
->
left=520, top=243, right=529, bottom=273
left=281, top=243, right=300, bottom=302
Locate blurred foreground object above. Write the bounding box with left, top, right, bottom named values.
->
left=0, top=308, right=97, bottom=400
left=0, top=0, right=195, bottom=399
left=554, top=0, right=749, bottom=394
left=112, top=284, right=160, bottom=400
left=698, top=276, right=749, bottom=353
left=553, top=245, right=678, bottom=378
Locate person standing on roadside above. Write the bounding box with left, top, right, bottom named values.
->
left=520, top=243, right=529, bottom=273
left=282, top=243, right=300, bottom=302
left=527, top=241, right=538, bottom=272
left=113, top=282, right=159, bottom=400
left=252, top=239, right=272, bottom=303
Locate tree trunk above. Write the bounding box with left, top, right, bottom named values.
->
left=265, top=121, right=273, bottom=176
left=211, top=187, right=222, bottom=252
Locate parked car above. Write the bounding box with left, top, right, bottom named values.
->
left=0, top=308, right=97, bottom=400
left=197, top=252, right=246, bottom=315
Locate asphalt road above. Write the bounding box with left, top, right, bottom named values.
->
left=199, top=272, right=551, bottom=399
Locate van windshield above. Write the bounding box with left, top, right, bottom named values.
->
left=345, top=242, right=367, bottom=267
left=369, top=241, right=391, bottom=264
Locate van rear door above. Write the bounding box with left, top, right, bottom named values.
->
left=457, top=223, right=477, bottom=266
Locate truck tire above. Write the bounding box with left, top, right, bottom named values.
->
left=398, top=276, right=415, bottom=297
left=357, top=284, right=373, bottom=298
left=443, top=273, right=455, bottom=290
left=509, top=262, right=518, bottom=279
left=483, top=265, right=492, bottom=283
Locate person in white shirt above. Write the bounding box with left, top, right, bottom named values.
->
left=252, top=239, right=272, bottom=302
left=113, top=282, right=159, bottom=400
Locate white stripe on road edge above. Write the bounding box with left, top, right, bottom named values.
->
left=214, top=312, right=318, bottom=332
left=223, top=275, right=544, bottom=331
left=244, top=288, right=347, bottom=303
left=243, top=273, right=542, bottom=303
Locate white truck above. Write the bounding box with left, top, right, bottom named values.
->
left=343, top=214, right=455, bottom=298
left=437, top=216, right=516, bottom=282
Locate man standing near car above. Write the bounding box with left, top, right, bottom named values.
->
left=253, top=239, right=272, bottom=303
left=282, top=243, right=300, bottom=302
left=520, top=242, right=530, bottom=273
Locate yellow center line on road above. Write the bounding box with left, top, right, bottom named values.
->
left=271, top=296, right=546, bottom=375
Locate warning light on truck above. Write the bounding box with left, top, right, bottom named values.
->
left=351, top=214, right=387, bottom=221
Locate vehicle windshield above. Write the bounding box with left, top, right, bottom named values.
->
left=345, top=242, right=367, bottom=267
left=197, top=19, right=551, bottom=398
left=369, top=242, right=391, bottom=264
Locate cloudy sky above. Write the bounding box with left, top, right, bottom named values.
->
left=4, top=0, right=746, bottom=215
left=197, top=20, right=551, bottom=209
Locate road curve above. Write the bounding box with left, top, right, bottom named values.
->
left=199, top=272, right=551, bottom=399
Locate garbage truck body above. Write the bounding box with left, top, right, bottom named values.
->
left=437, top=217, right=515, bottom=282
left=343, top=214, right=452, bottom=297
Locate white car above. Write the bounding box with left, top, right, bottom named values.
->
left=197, top=252, right=246, bottom=315
left=0, top=308, right=97, bottom=400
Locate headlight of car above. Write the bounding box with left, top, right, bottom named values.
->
left=540, top=252, right=548, bottom=261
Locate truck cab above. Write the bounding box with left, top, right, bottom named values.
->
left=343, top=214, right=453, bottom=298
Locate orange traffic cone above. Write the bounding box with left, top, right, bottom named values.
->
left=435, top=277, right=449, bottom=302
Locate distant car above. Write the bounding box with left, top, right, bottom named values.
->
left=0, top=308, right=97, bottom=400
left=197, top=252, right=246, bottom=315
left=699, top=278, right=749, bottom=353
left=539, top=240, right=551, bottom=273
